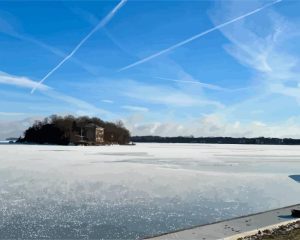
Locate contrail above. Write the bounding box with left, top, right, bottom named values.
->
left=0, top=24, right=97, bottom=75
left=31, top=0, right=127, bottom=94
left=119, top=0, right=282, bottom=72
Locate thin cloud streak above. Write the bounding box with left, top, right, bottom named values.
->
left=0, top=71, right=110, bottom=117
left=121, top=105, right=149, bottom=112
left=0, top=71, right=50, bottom=91
left=0, top=17, right=97, bottom=75
left=102, top=99, right=114, bottom=104
left=0, top=112, right=24, bottom=116
left=67, top=7, right=134, bottom=57
left=156, top=76, right=254, bottom=92
left=117, top=79, right=224, bottom=108
left=18, top=34, right=98, bottom=75
left=155, top=77, right=227, bottom=91
left=119, top=0, right=282, bottom=72
left=43, top=91, right=109, bottom=116
left=31, top=0, right=127, bottom=94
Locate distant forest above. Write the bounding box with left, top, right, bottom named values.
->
left=131, top=136, right=300, bottom=145
left=18, top=115, right=130, bottom=145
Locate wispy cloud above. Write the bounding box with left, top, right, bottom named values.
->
left=31, top=0, right=127, bottom=93
left=102, top=99, right=114, bottom=104
left=270, top=83, right=300, bottom=104
left=156, top=76, right=253, bottom=92
left=211, top=0, right=300, bottom=107
left=0, top=71, right=50, bottom=91
left=188, top=0, right=300, bottom=136
left=155, top=77, right=228, bottom=91
left=121, top=105, right=149, bottom=112
left=119, top=0, right=281, bottom=72
left=0, top=16, right=97, bottom=75
left=0, top=71, right=110, bottom=117
left=116, top=79, right=224, bottom=108
left=43, top=91, right=109, bottom=116
left=212, top=7, right=287, bottom=76
left=0, top=112, right=24, bottom=116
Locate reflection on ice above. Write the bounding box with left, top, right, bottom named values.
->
left=1, top=143, right=300, bottom=239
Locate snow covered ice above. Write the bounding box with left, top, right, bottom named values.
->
left=1, top=143, right=300, bottom=239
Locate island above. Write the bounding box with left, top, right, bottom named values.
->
left=17, top=115, right=131, bottom=145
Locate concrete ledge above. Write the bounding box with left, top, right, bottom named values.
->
left=145, top=204, right=300, bottom=240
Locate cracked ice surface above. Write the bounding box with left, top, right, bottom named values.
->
left=1, top=143, right=300, bottom=239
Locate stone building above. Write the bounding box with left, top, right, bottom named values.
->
left=84, top=123, right=105, bottom=145
left=73, top=123, right=104, bottom=145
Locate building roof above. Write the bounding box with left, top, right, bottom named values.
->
left=85, top=123, right=103, bottom=129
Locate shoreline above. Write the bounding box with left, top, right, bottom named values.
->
left=225, top=219, right=300, bottom=240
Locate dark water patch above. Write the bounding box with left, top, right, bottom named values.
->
left=289, top=175, right=300, bottom=183
left=278, top=214, right=295, bottom=219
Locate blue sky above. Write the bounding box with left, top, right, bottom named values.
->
left=1, top=0, right=300, bottom=138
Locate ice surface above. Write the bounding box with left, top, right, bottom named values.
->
left=1, top=143, right=300, bottom=239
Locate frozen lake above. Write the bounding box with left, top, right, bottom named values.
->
left=1, top=143, right=300, bottom=239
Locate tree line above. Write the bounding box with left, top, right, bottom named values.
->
left=17, top=115, right=131, bottom=145
left=131, top=136, right=300, bottom=145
